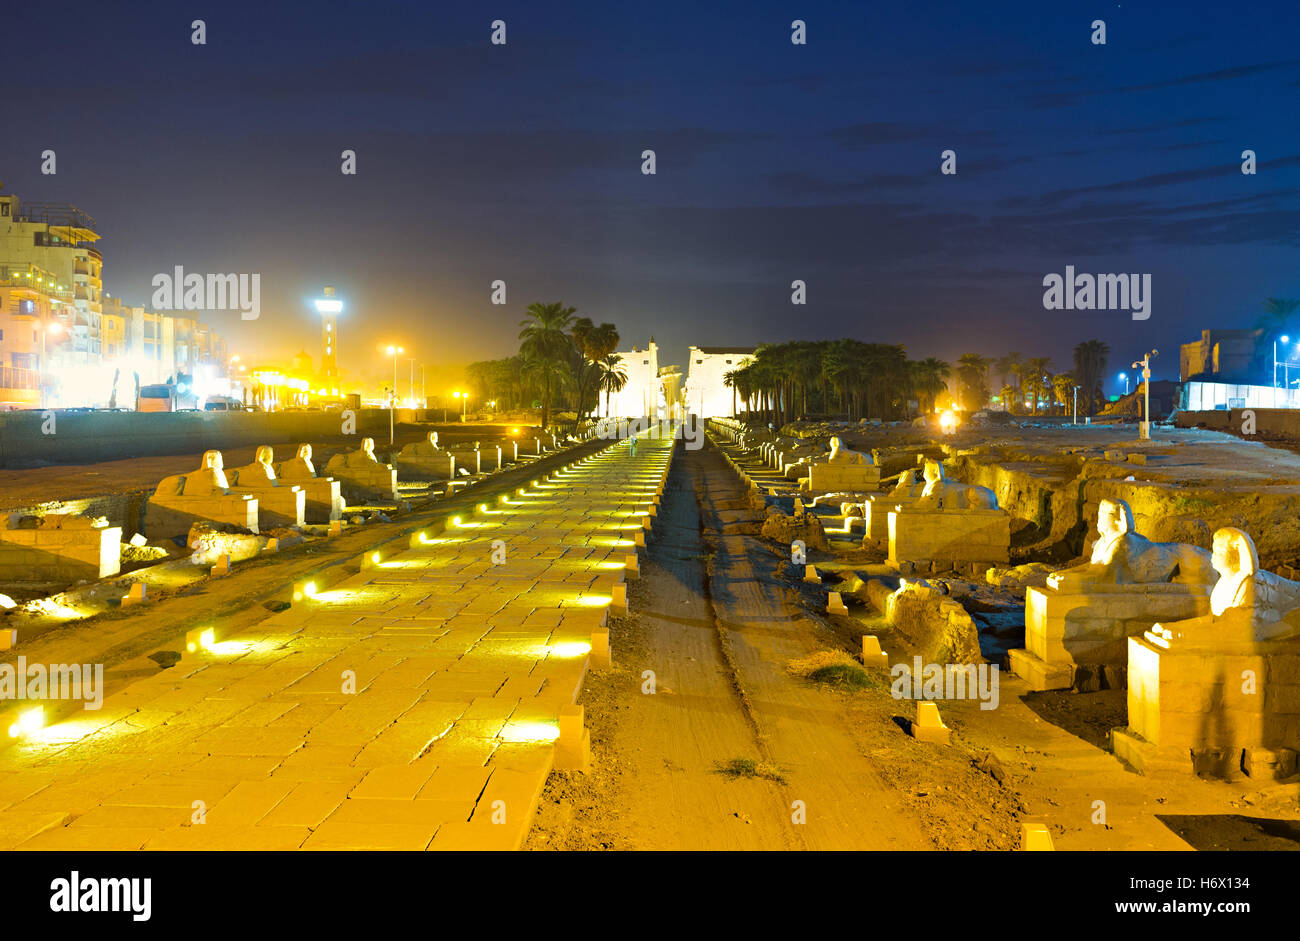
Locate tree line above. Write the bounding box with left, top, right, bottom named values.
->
left=466, top=302, right=629, bottom=428
left=721, top=339, right=1113, bottom=424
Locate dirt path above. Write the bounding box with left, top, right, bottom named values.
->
left=696, top=448, right=930, bottom=849
left=528, top=440, right=794, bottom=848
left=529, top=440, right=943, bottom=849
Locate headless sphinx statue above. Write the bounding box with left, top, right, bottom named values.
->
left=181, top=450, right=231, bottom=496
left=827, top=436, right=871, bottom=465
left=232, top=445, right=278, bottom=486
left=1047, top=498, right=1214, bottom=591
left=278, top=444, right=317, bottom=480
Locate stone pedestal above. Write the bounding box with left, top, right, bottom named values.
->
left=326, top=463, right=399, bottom=502
left=888, top=505, right=1009, bottom=568
left=298, top=478, right=344, bottom=523
left=230, top=484, right=306, bottom=529
left=864, top=494, right=917, bottom=548
left=808, top=462, right=881, bottom=492
left=0, top=520, right=122, bottom=582
left=1008, top=582, right=1211, bottom=691
left=1112, top=609, right=1300, bottom=775
left=147, top=493, right=259, bottom=541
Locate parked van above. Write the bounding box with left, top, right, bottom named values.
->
left=137, top=384, right=175, bottom=412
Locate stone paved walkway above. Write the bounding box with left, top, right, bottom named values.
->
left=0, top=433, right=673, bottom=850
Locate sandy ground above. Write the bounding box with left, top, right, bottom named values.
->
left=0, top=421, right=530, bottom=511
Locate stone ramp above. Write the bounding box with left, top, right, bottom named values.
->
left=0, top=434, right=674, bottom=850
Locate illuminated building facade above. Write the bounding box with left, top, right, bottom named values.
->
left=684, top=346, right=755, bottom=418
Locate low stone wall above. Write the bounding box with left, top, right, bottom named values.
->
left=1175, top=407, right=1300, bottom=438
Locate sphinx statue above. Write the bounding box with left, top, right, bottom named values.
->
left=1116, top=526, right=1300, bottom=775
left=278, top=444, right=317, bottom=480
left=915, top=459, right=997, bottom=510
left=891, top=468, right=920, bottom=497
left=397, top=431, right=444, bottom=462
left=326, top=437, right=379, bottom=471
left=322, top=436, right=397, bottom=501
left=231, top=445, right=278, bottom=486
left=146, top=449, right=259, bottom=540
left=1201, top=527, right=1300, bottom=626
left=181, top=450, right=231, bottom=496
left=1048, top=498, right=1214, bottom=592
left=827, top=436, right=871, bottom=465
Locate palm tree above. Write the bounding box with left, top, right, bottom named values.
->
left=956, top=353, right=991, bottom=411
left=519, top=301, right=576, bottom=429
left=597, top=353, right=628, bottom=417
left=1258, top=297, right=1300, bottom=336
left=722, top=369, right=740, bottom=418
left=1052, top=373, right=1075, bottom=416
left=1022, top=357, right=1052, bottom=415
left=910, top=358, right=951, bottom=413
left=999, top=383, right=1018, bottom=415
left=995, top=352, right=1023, bottom=391
left=1072, top=340, right=1110, bottom=416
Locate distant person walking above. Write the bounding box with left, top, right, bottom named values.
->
left=629, top=434, right=638, bottom=458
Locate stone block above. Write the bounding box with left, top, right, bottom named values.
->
left=147, top=493, right=259, bottom=541
left=911, top=701, right=950, bottom=744
left=1020, top=583, right=1210, bottom=685
left=808, top=463, right=882, bottom=492
left=590, top=628, right=611, bottom=669
left=0, top=523, right=122, bottom=582
left=555, top=704, right=590, bottom=772
left=1020, top=822, right=1054, bottom=850
left=861, top=635, right=889, bottom=669
left=121, top=582, right=148, bottom=607
left=888, top=506, right=1009, bottom=567
left=1244, top=746, right=1298, bottom=780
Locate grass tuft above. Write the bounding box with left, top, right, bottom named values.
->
left=715, top=757, right=788, bottom=784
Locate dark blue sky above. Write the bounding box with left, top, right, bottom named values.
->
left=3, top=0, right=1297, bottom=392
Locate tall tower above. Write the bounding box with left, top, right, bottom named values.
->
left=315, top=286, right=341, bottom=385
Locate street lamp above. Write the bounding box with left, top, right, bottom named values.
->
left=1131, top=349, right=1157, bottom=441
left=453, top=390, right=469, bottom=422
left=386, top=345, right=403, bottom=445
left=1276, top=335, right=1294, bottom=407
left=1118, top=372, right=1129, bottom=395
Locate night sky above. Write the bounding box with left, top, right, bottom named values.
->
left=2, top=0, right=1298, bottom=393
